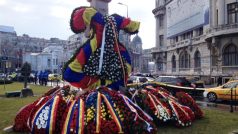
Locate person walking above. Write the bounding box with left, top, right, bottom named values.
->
left=217, top=76, right=223, bottom=86
left=34, top=72, right=37, bottom=85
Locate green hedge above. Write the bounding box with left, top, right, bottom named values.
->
left=0, top=79, right=13, bottom=84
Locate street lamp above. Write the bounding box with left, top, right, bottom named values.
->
left=118, top=2, right=135, bottom=73
left=118, top=2, right=128, bottom=17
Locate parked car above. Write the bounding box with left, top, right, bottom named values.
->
left=155, top=76, right=192, bottom=87
left=187, top=77, right=205, bottom=88
left=48, top=74, right=62, bottom=81
left=203, top=80, right=238, bottom=102
left=127, top=76, right=153, bottom=84
left=0, top=73, right=6, bottom=79
left=146, top=77, right=155, bottom=82
left=8, top=72, right=17, bottom=79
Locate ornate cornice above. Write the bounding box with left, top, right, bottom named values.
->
left=87, top=0, right=111, bottom=2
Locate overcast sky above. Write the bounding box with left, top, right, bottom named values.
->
left=0, top=0, right=156, bottom=49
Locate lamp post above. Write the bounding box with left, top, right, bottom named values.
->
left=230, top=87, right=234, bottom=113
left=118, top=2, right=137, bottom=74
left=118, top=2, right=128, bottom=17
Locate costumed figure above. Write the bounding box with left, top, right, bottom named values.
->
left=13, top=5, right=157, bottom=134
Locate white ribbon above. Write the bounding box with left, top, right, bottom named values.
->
left=97, top=24, right=107, bottom=75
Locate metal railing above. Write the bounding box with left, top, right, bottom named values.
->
left=168, top=35, right=206, bottom=50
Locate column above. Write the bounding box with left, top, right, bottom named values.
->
left=217, top=0, right=225, bottom=25
left=211, top=0, right=217, bottom=27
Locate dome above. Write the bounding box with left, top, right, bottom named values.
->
left=132, top=35, right=142, bottom=45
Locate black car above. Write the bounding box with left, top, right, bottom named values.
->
left=155, top=76, right=192, bottom=87
left=187, top=77, right=205, bottom=88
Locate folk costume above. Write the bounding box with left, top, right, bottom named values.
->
left=63, top=7, right=139, bottom=90
left=13, top=7, right=157, bottom=134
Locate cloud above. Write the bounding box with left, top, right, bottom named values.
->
left=50, top=6, right=71, bottom=19
left=109, top=0, right=155, bottom=49
left=0, top=0, right=7, bottom=6
left=0, top=0, right=156, bottom=49
left=12, top=3, right=33, bottom=13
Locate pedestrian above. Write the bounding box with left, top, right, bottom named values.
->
left=43, top=71, right=48, bottom=86
left=217, top=76, right=222, bottom=86
left=39, top=71, right=43, bottom=85
left=34, top=72, right=37, bottom=85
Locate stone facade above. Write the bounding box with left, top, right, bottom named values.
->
left=0, top=25, right=67, bottom=73
left=66, top=34, right=87, bottom=60
left=130, top=35, right=143, bottom=73
left=152, top=0, right=238, bottom=84
left=119, top=32, right=143, bottom=74
left=23, top=46, right=64, bottom=73
left=142, top=48, right=154, bottom=73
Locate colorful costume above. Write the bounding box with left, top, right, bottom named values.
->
left=63, top=7, right=139, bottom=90
left=13, top=6, right=157, bottom=134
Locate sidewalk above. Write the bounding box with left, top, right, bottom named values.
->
left=196, top=100, right=238, bottom=113
left=29, top=81, right=67, bottom=87
left=204, top=84, right=217, bottom=88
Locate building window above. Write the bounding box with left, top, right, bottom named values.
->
left=53, top=59, right=56, bottom=65
left=196, top=27, right=203, bottom=36
left=186, top=31, right=193, bottom=39
left=159, top=35, right=164, bottom=46
left=157, top=58, right=163, bottom=71
left=157, top=62, right=163, bottom=71
left=227, top=2, right=238, bottom=24
left=56, top=59, right=58, bottom=65
left=179, top=51, right=190, bottom=69
left=170, top=38, right=175, bottom=45
left=159, top=15, right=164, bottom=27
left=47, top=59, right=51, bottom=67
left=194, top=50, right=201, bottom=69
left=211, top=47, right=218, bottom=66
left=223, top=44, right=238, bottom=66
left=172, top=55, right=176, bottom=72
left=175, top=36, right=179, bottom=42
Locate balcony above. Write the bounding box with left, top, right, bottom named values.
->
left=206, top=23, right=238, bottom=39
left=151, top=46, right=167, bottom=53
left=167, top=39, right=191, bottom=51
left=191, top=35, right=206, bottom=44
left=152, top=7, right=166, bottom=16
left=167, top=35, right=206, bottom=51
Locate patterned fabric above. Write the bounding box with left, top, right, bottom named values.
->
left=14, top=86, right=157, bottom=134
left=63, top=7, right=140, bottom=90
left=83, top=16, right=127, bottom=82
left=127, top=84, right=203, bottom=127
left=13, top=86, right=69, bottom=134
left=61, top=87, right=157, bottom=134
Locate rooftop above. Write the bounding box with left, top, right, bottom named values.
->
left=0, top=25, right=16, bottom=33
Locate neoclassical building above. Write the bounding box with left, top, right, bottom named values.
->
left=130, top=35, right=143, bottom=73
left=0, top=25, right=67, bottom=73
left=152, top=0, right=238, bottom=83
left=23, top=46, right=64, bottom=73
left=142, top=48, right=154, bottom=73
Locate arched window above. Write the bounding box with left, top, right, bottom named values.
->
left=179, top=51, right=190, bottom=69
left=172, top=55, right=176, bottom=72
left=194, top=50, right=201, bottom=68
left=223, top=44, right=238, bottom=66
left=157, top=57, right=163, bottom=71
